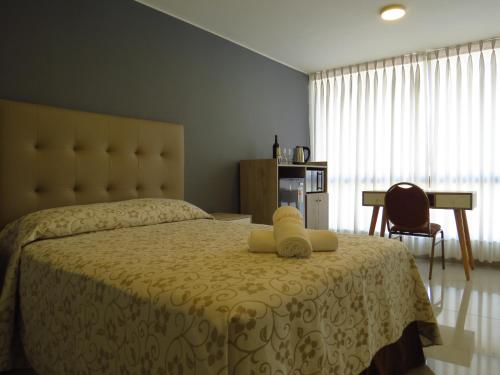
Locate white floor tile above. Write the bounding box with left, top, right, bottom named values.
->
left=407, top=258, right=500, bottom=374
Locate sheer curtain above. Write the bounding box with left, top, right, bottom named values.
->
left=310, top=39, right=500, bottom=262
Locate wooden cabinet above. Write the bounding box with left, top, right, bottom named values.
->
left=306, top=193, right=329, bottom=229
left=240, top=159, right=328, bottom=227
left=239, top=159, right=278, bottom=225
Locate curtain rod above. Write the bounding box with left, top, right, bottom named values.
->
left=311, top=36, right=500, bottom=78
left=423, top=36, right=499, bottom=55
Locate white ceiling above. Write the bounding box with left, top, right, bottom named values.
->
left=136, top=0, right=500, bottom=74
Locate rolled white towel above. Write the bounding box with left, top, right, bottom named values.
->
left=272, top=206, right=312, bottom=258
left=248, top=229, right=338, bottom=253
left=272, top=205, right=303, bottom=223
left=308, top=229, right=339, bottom=252
left=247, top=230, right=276, bottom=253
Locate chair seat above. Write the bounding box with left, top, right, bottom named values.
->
left=390, top=222, right=441, bottom=236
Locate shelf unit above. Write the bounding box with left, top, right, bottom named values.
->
left=239, top=159, right=328, bottom=227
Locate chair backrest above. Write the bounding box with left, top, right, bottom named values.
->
left=384, top=182, right=430, bottom=232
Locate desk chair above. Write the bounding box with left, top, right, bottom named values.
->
left=385, top=182, right=445, bottom=279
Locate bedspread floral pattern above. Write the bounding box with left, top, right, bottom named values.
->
left=0, top=198, right=212, bottom=370
left=0, top=199, right=440, bottom=374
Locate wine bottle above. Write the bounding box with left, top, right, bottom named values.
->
left=272, top=135, right=281, bottom=161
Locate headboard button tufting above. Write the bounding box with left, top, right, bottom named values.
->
left=0, top=99, right=184, bottom=229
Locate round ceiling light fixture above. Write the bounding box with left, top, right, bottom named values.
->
left=380, top=4, right=406, bottom=21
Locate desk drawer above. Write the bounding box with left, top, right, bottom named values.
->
left=362, top=191, right=385, bottom=206
left=434, top=193, right=474, bottom=210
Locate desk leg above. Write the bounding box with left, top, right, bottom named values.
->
left=369, top=206, right=380, bottom=236
left=461, top=209, right=474, bottom=270
left=379, top=207, right=387, bottom=237
left=454, top=209, right=471, bottom=281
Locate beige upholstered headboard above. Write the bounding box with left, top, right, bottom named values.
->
left=0, top=99, right=184, bottom=229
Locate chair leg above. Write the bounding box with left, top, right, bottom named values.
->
left=399, top=235, right=403, bottom=242
left=441, top=230, right=445, bottom=270
left=388, top=232, right=392, bottom=239
left=429, top=234, right=436, bottom=280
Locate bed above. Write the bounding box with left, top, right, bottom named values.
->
left=0, top=99, right=441, bottom=375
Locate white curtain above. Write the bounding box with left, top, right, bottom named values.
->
left=310, top=39, right=500, bottom=262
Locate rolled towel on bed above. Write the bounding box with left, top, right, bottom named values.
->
left=272, top=205, right=304, bottom=224
left=308, top=229, right=339, bottom=251
left=248, top=229, right=338, bottom=253
left=248, top=230, right=276, bottom=253
left=272, top=206, right=312, bottom=258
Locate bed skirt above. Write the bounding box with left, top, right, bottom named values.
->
left=361, top=321, right=425, bottom=375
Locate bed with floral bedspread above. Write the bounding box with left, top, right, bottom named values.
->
left=0, top=198, right=441, bottom=374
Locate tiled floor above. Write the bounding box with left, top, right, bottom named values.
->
left=408, top=258, right=500, bottom=374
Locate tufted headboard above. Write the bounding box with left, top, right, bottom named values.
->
left=0, top=99, right=184, bottom=229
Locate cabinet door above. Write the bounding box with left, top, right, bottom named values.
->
left=306, top=194, right=318, bottom=229
left=316, top=193, right=329, bottom=230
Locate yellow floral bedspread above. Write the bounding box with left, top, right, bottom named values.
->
left=0, top=199, right=441, bottom=374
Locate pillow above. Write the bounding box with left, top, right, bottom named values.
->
left=1, top=198, right=212, bottom=245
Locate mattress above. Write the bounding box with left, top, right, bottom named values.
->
left=0, top=198, right=441, bottom=374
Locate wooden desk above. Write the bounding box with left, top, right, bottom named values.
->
left=362, top=191, right=477, bottom=281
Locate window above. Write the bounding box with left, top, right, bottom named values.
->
left=310, top=39, right=500, bottom=262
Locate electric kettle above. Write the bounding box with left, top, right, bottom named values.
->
left=293, top=146, right=310, bottom=164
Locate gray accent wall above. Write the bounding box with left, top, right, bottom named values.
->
left=0, top=0, right=309, bottom=213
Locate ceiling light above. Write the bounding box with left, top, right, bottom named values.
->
left=380, top=5, right=406, bottom=21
